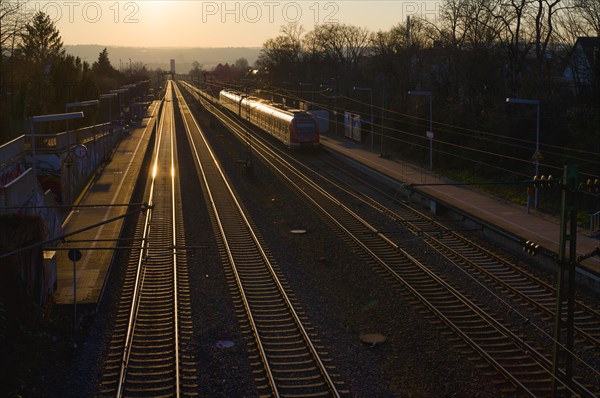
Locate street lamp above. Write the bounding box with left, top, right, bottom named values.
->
left=353, top=86, right=374, bottom=149
left=408, top=90, right=433, bottom=170
left=29, top=112, right=84, bottom=181
left=506, top=97, right=541, bottom=209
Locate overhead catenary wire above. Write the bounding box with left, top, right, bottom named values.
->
left=188, top=79, right=599, bottom=180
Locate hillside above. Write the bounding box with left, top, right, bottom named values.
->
left=65, top=45, right=261, bottom=72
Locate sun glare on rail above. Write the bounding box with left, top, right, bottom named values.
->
left=152, top=163, right=158, bottom=179
left=171, top=167, right=175, bottom=178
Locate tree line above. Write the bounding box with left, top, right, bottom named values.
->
left=249, top=1, right=599, bottom=185
left=0, top=2, right=154, bottom=144
left=238, top=0, right=599, bottom=218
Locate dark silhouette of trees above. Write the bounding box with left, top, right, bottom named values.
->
left=0, top=0, right=31, bottom=138
left=0, top=11, right=151, bottom=143
left=93, top=48, right=120, bottom=93
left=17, top=11, right=66, bottom=119
left=239, top=1, right=599, bottom=196
left=256, top=23, right=304, bottom=81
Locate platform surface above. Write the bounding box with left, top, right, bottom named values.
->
left=320, top=134, right=600, bottom=279
left=55, top=115, right=598, bottom=306
left=55, top=103, right=158, bottom=305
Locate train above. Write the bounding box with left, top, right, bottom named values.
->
left=219, top=89, right=319, bottom=149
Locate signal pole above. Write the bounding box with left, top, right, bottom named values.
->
left=551, top=165, right=578, bottom=398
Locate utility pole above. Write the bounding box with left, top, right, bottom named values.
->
left=551, top=165, right=578, bottom=398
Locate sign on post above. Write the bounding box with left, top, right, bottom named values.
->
left=68, top=248, right=82, bottom=348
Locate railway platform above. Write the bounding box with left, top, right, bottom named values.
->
left=320, top=134, right=600, bottom=286
left=54, top=102, right=158, bottom=306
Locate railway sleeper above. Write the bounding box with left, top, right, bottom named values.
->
left=127, top=351, right=175, bottom=359
left=255, top=319, right=297, bottom=327
left=267, top=346, right=312, bottom=353
left=128, top=363, right=174, bottom=370
left=273, top=368, right=320, bottom=375
left=125, top=382, right=175, bottom=390
left=130, top=343, right=175, bottom=351
left=127, top=370, right=173, bottom=378
left=268, top=352, right=312, bottom=359
left=133, top=335, right=175, bottom=343
left=253, top=310, right=295, bottom=317
left=265, top=359, right=314, bottom=366
left=276, top=381, right=326, bottom=389
left=124, top=385, right=175, bottom=394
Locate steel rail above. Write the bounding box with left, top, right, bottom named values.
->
left=175, top=82, right=341, bottom=398
left=116, top=81, right=182, bottom=398
left=321, top=155, right=600, bottom=347
left=314, top=154, right=600, bottom=360
left=115, top=92, right=166, bottom=398
left=170, top=88, right=181, bottom=398
left=180, top=82, right=597, bottom=397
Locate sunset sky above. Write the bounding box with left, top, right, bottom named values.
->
left=29, top=1, right=442, bottom=47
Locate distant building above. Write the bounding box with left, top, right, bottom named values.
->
left=170, top=59, right=176, bottom=75
left=562, top=37, right=599, bottom=95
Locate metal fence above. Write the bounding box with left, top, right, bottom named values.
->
left=590, top=210, right=600, bottom=237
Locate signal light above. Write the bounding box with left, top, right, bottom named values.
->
left=578, top=178, right=599, bottom=193
left=532, top=175, right=554, bottom=189
left=523, top=240, right=540, bottom=256
left=583, top=178, right=599, bottom=193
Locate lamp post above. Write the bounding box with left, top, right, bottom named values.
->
left=506, top=97, right=541, bottom=209
left=320, top=84, right=337, bottom=136
left=299, top=82, right=314, bottom=109
left=353, top=86, right=374, bottom=149
left=408, top=91, right=433, bottom=170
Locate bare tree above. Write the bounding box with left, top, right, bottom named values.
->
left=0, top=0, right=30, bottom=49
left=0, top=0, right=31, bottom=98
left=556, top=0, right=600, bottom=42
left=532, top=0, right=563, bottom=68
left=306, top=23, right=371, bottom=72
left=256, top=23, right=304, bottom=79
left=483, top=0, right=534, bottom=90
left=438, top=0, right=505, bottom=49
left=575, top=0, right=600, bottom=36
left=371, top=25, right=408, bottom=57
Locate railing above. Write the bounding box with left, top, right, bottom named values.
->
left=1, top=122, right=116, bottom=209
left=0, top=135, right=27, bottom=169
left=24, top=122, right=111, bottom=152
left=590, top=210, right=600, bottom=237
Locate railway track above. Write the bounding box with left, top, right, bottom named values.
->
left=180, top=82, right=599, bottom=397
left=309, top=154, right=600, bottom=364
left=308, top=155, right=600, bottom=395
left=100, top=82, right=197, bottom=397
left=174, top=82, right=346, bottom=397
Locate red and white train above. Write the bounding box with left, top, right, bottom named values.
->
left=219, top=89, right=319, bottom=149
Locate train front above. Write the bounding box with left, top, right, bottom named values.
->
left=290, top=112, right=320, bottom=149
